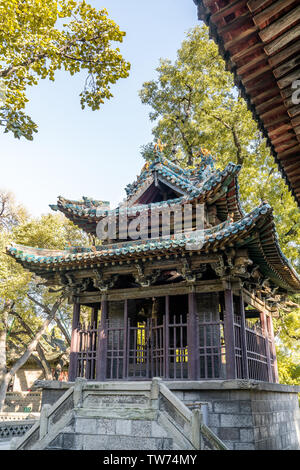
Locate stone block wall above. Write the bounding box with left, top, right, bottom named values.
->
left=47, top=416, right=173, bottom=450
left=4, top=392, right=42, bottom=413
left=169, top=381, right=300, bottom=450
left=36, top=379, right=300, bottom=451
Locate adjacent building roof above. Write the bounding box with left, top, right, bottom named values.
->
left=194, top=0, right=300, bottom=207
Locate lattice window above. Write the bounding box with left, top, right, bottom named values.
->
left=136, top=322, right=146, bottom=363
left=175, top=347, right=188, bottom=363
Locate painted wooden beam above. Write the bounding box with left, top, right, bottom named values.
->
left=123, top=299, right=128, bottom=379
left=241, top=287, right=272, bottom=313
left=267, top=314, right=279, bottom=383
left=253, top=0, right=297, bottom=28
left=247, top=0, right=273, bottom=14
left=268, top=39, right=300, bottom=68
left=164, top=295, right=170, bottom=379
left=264, top=23, right=300, bottom=56
left=78, top=280, right=224, bottom=303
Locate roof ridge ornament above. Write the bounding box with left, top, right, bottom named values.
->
left=194, top=147, right=216, bottom=182
left=154, top=138, right=166, bottom=155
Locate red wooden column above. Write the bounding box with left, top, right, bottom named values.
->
left=260, top=310, right=273, bottom=382
left=68, top=301, right=81, bottom=382
left=123, top=299, right=128, bottom=379
left=224, top=287, right=237, bottom=379
left=96, top=298, right=108, bottom=381
left=91, top=305, right=99, bottom=328
left=188, top=292, right=199, bottom=380
left=267, top=314, right=279, bottom=383
left=164, top=295, right=170, bottom=379
left=239, top=291, right=249, bottom=379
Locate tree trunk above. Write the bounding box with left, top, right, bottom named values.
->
left=11, top=310, right=53, bottom=381
left=0, top=374, right=11, bottom=413
left=0, top=305, right=9, bottom=411
left=0, top=296, right=63, bottom=411
left=55, top=317, right=71, bottom=346
left=35, top=345, right=53, bottom=381
left=30, top=353, right=53, bottom=381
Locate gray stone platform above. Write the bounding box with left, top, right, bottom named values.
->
left=12, top=378, right=300, bottom=451
left=168, top=380, right=300, bottom=450
left=12, top=379, right=226, bottom=451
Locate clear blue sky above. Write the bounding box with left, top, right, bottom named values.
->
left=1, top=0, right=201, bottom=216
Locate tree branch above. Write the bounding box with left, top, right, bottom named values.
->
left=10, top=310, right=53, bottom=379
left=55, top=315, right=71, bottom=346
left=6, top=295, right=64, bottom=380
left=203, top=109, right=244, bottom=165
left=0, top=32, right=105, bottom=79
left=27, top=293, right=51, bottom=314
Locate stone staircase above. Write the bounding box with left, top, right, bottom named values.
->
left=11, top=378, right=227, bottom=451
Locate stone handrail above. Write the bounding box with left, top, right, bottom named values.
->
left=12, top=378, right=228, bottom=450
left=12, top=386, right=75, bottom=450
left=156, top=379, right=200, bottom=449
left=154, top=378, right=227, bottom=450
left=159, top=382, right=193, bottom=422
left=200, top=422, right=229, bottom=450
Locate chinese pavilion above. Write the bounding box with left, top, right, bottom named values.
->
left=7, top=147, right=300, bottom=384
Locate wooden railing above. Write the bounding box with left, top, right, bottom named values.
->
left=234, top=316, right=272, bottom=382
left=74, top=312, right=274, bottom=382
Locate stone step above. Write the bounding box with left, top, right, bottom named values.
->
left=47, top=432, right=174, bottom=450
left=73, top=416, right=168, bottom=438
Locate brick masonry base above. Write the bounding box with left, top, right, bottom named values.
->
left=36, top=379, right=300, bottom=451
left=167, top=380, right=300, bottom=450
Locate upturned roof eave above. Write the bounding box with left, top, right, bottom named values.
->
left=49, top=162, right=243, bottom=228
left=7, top=203, right=300, bottom=292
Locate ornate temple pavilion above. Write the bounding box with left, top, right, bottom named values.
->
left=7, top=147, right=300, bottom=384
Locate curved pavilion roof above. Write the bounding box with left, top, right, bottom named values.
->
left=7, top=203, right=300, bottom=292
left=49, top=158, right=244, bottom=236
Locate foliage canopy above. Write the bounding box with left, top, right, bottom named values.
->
left=0, top=0, right=130, bottom=139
